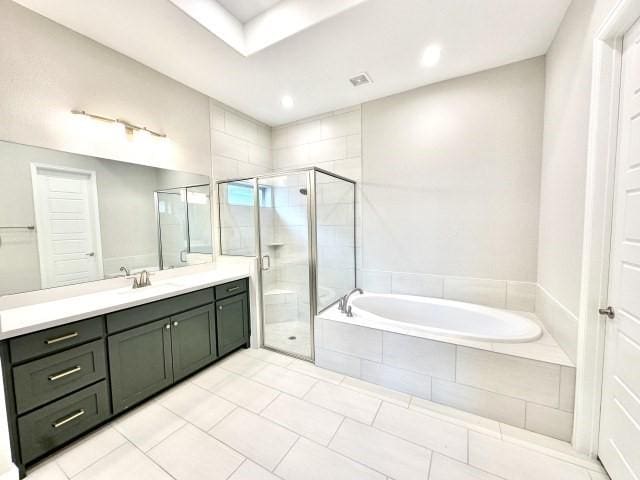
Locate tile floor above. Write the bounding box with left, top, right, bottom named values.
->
left=263, top=320, right=311, bottom=358
left=25, top=348, right=609, bottom=480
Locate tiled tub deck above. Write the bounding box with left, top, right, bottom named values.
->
left=314, top=310, right=576, bottom=441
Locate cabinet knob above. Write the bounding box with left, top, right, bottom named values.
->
left=165, top=324, right=171, bottom=330
left=218, top=305, right=223, bottom=311
left=173, top=321, right=179, bottom=327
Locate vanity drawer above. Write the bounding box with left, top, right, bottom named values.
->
left=13, top=340, right=107, bottom=415
left=17, top=380, right=110, bottom=464
left=10, top=317, right=104, bottom=364
left=215, top=279, right=248, bottom=301
left=107, top=288, right=214, bottom=334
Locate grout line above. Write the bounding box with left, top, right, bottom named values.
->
left=271, top=436, right=300, bottom=473
left=224, top=458, right=247, bottom=480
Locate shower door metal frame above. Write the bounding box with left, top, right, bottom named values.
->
left=155, top=183, right=211, bottom=270
left=216, top=167, right=357, bottom=362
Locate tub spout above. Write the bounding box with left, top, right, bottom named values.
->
left=341, top=288, right=363, bottom=313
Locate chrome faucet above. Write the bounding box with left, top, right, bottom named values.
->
left=120, top=266, right=130, bottom=277
left=132, top=270, right=152, bottom=289
left=340, top=288, right=363, bottom=314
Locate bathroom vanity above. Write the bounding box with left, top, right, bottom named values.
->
left=0, top=276, right=250, bottom=477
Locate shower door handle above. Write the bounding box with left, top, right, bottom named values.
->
left=261, top=255, right=271, bottom=271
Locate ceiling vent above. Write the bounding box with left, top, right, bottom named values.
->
left=349, top=72, right=373, bottom=87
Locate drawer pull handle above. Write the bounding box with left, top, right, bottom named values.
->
left=48, top=366, right=82, bottom=382
left=52, top=409, right=85, bottom=429
left=227, top=286, right=240, bottom=293
left=45, top=332, right=79, bottom=345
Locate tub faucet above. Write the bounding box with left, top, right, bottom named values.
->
left=340, top=288, right=363, bottom=313
left=120, top=266, right=130, bottom=277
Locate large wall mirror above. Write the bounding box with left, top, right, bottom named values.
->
left=0, top=140, right=213, bottom=297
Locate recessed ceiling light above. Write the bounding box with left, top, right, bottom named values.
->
left=281, top=95, right=294, bottom=109
left=421, top=45, right=441, bottom=67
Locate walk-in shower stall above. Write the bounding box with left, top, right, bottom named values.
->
left=217, top=168, right=356, bottom=360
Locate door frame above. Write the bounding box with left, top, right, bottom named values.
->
left=30, top=163, right=104, bottom=288
left=575, top=0, right=640, bottom=457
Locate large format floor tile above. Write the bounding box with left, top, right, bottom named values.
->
left=210, top=408, right=298, bottom=470
left=148, top=424, right=244, bottom=480
left=113, top=402, right=186, bottom=452
left=429, top=453, right=503, bottom=480
left=23, top=348, right=607, bottom=480
left=73, top=443, right=173, bottom=480
left=288, top=358, right=345, bottom=384
left=304, top=380, right=381, bottom=424
left=24, top=461, right=67, bottom=480
left=261, top=393, right=344, bottom=445
left=212, top=373, right=280, bottom=413
left=251, top=363, right=318, bottom=397
left=219, top=353, right=269, bottom=376
left=373, top=402, right=468, bottom=462
left=54, top=426, right=127, bottom=477
left=468, top=431, right=591, bottom=480
left=329, top=419, right=432, bottom=480
left=242, top=348, right=296, bottom=367
left=275, top=437, right=385, bottom=480
left=229, top=460, right=281, bottom=480
left=157, top=381, right=236, bottom=431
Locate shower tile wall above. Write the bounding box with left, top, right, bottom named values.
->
left=210, top=100, right=273, bottom=256
left=272, top=106, right=363, bottom=288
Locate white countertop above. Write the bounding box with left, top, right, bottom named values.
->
left=0, top=264, right=251, bottom=340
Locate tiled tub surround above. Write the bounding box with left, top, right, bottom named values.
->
left=359, top=269, right=580, bottom=365
left=315, top=305, right=576, bottom=442
left=23, top=348, right=607, bottom=480
left=360, top=269, right=537, bottom=313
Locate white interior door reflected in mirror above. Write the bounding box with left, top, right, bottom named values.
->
left=31, top=164, right=103, bottom=289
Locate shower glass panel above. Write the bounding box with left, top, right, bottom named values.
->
left=157, top=188, right=188, bottom=269
left=157, top=185, right=213, bottom=269
left=217, top=167, right=356, bottom=361
left=186, top=185, right=213, bottom=254
left=259, top=173, right=313, bottom=359
left=315, top=171, right=356, bottom=311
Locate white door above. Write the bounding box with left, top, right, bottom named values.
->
left=32, top=165, right=103, bottom=288
left=598, top=17, right=640, bottom=480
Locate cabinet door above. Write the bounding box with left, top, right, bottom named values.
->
left=170, top=304, right=217, bottom=381
left=216, top=294, right=249, bottom=357
left=108, top=318, right=173, bottom=413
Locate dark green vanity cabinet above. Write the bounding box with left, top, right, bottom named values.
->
left=217, top=294, right=250, bottom=356
left=0, top=277, right=250, bottom=477
left=108, top=318, right=174, bottom=413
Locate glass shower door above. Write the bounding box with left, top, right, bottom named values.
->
left=259, top=173, right=313, bottom=359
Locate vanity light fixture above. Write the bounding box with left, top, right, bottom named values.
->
left=70, top=109, right=166, bottom=138
left=421, top=45, right=442, bottom=67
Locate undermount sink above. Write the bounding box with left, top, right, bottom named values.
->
left=114, top=282, right=184, bottom=296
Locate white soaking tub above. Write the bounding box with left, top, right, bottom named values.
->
left=348, top=293, right=541, bottom=343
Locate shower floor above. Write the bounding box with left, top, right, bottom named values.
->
left=263, top=320, right=312, bottom=358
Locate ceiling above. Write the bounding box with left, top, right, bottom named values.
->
left=14, top=0, right=571, bottom=126
left=216, top=0, right=281, bottom=23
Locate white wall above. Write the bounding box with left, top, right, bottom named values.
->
left=536, top=0, right=618, bottom=363
left=360, top=58, right=545, bottom=311
left=0, top=0, right=211, bottom=176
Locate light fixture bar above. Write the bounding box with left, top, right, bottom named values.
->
left=70, top=109, right=166, bottom=137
